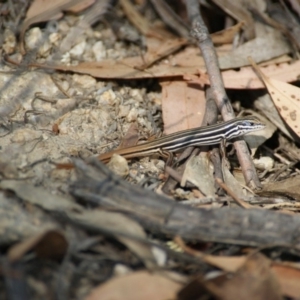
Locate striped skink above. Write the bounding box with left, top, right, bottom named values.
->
left=97, top=116, right=265, bottom=163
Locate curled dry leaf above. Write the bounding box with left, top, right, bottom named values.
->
left=250, top=57, right=300, bottom=138
left=211, top=22, right=244, bottom=45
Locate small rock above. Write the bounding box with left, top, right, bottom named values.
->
left=69, top=40, right=86, bottom=58
left=126, top=107, right=138, bottom=122
left=92, top=41, right=106, bottom=61
left=3, top=29, right=16, bottom=54
left=25, top=27, right=42, bottom=51
left=99, top=89, right=117, bottom=106
left=107, top=154, right=129, bottom=177
left=113, top=264, right=132, bottom=276
left=253, top=156, right=274, bottom=171
left=118, top=105, right=130, bottom=118
left=72, top=74, right=96, bottom=89
left=49, top=32, right=61, bottom=46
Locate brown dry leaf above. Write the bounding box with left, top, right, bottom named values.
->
left=222, top=60, right=300, bottom=89
left=67, top=0, right=95, bottom=13
left=118, top=123, right=139, bottom=149
left=211, top=22, right=244, bottom=44
left=85, top=271, right=182, bottom=300
left=174, top=237, right=247, bottom=272
left=250, top=57, right=300, bottom=137
left=254, top=94, right=294, bottom=140
left=203, top=255, right=246, bottom=272
left=260, top=175, right=300, bottom=201
left=31, top=41, right=197, bottom=79
left=20, top=0, right=95, bottom=53
left=32, top=48, right=300, bottom=88
left=259, top=54, right=292, bottom=66
left=205, top=253, right=282, bottom=300
left=178, top=254, right=281, bottom=300
left=160, top=79, right=206, bottom=134
left=272, top=263, right=300, bottom=298
left=8, top=230, right=67, bottom=262
left=177, top=242, right=299, bottom=299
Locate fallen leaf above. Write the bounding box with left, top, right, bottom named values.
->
left=85, top=271, right=182, bottom=300
left=118, top=123, right=139, bottom=149
left=254, top=93, right=294, bottom=140
left=181, top=155, right=215, bottom=197
left=272, top=262, right=300, bottom=298
left=250, top=57, right=300, bottom=137
left=211, top=22, right=244, bottom=45
left=222, top=60, right=300, bottom=89
left=178, top=254, right=282, bottom=300
left=219, top=29, right=290, bottom=69
left=160, top=79, right=206, bottom=134
left=203, top=255, right=246, bottom=272
left=67, top=0, right=95, bottom=13
left=205, top=253, right=282, bottom=300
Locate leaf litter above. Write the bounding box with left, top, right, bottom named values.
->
left=2, top=0, right=300, bottom=299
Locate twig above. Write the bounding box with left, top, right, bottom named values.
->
left=215, top=178, right=252, bottom=209
left=186, top=0, right=262, bottom=189
left=149, top=0, right=189, bottom=37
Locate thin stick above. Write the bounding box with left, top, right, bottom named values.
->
left=186, top=0, right=262, bottom=189
left=215, top=178, right=252, bottom=209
